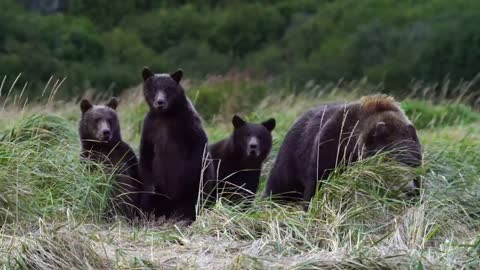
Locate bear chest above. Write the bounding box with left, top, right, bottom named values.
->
left=151, top=123, right=189, bottom=157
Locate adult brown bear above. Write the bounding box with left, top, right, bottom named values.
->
left=139, top=68, right=213, bottom=222
left=263, top=95, right=422, bottom=202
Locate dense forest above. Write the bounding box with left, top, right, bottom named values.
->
left=2, top=0, right=480, bottom=98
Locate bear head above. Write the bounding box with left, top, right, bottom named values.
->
left=359, top=95, right=422, bottom=168
left=231, top=115, right=276, bottom=163
left=142, top=67, right=185, bottom=115
left=79, top=97, right=121, bottom=143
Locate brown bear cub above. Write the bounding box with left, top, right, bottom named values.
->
left=139, top=67, right=212, bottom=222
left=208, top=115, right=275, bottom=202
left=264, top=95, right=422, bottom=203
left=79, top=98, right=141, bottom=219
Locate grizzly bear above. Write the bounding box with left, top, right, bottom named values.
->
left=139, top=67, right=213, bottom=222
left=263, top=95, right=422, bottom=202
left=208, top=115, right=275, bottom=202
left=79, top=98, right=141, bottom=219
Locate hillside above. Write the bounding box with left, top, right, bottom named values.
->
left=3, top=0, right=480, bottom=102
left=0, top=78, right=479, bottom=269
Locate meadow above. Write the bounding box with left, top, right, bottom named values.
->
left=0, top=76, right=479, bottom=269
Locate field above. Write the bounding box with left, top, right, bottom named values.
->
left=0, top=77, right=479, bottom=269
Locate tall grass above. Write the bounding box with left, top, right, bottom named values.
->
left=0, top=114, right=111, bottom=226
left=0, top=77, right=479, bottom=268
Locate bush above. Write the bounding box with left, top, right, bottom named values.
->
left=160, top=41, right=230, bottom=76
left=189, top=79, right=270, bottom=121
left=208, top=3, right=286, bottom=57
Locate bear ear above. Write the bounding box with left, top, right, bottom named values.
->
left=106, top=97, right=119, bottom=110
left=374, top=121, right=388, bottom=137
left=170, top=69, right=183, bottom=83
left=232, top=115, right=246, bottom=129
left=80, top=99, right=93, bottom=114
left=142, top=67, right=154, bottom=81
left=262, top=118, right=276, bottom=132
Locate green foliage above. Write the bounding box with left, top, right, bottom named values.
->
left=208, top=3, right=286, bottom=58
left=4, top=0, right=480, bottom=103
left=402, top=100, right=480, bottom=129
left=189, top=79, right=270, bottom=121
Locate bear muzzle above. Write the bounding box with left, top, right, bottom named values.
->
left=153, top=91, right=168, bottom=110
left=98, top=129, right=112, bottom=141
left=96, top=120, right=112, bottom=141
left=154, top=100, right=167, bottom=110
left=246, top=137, right=261, bottom=157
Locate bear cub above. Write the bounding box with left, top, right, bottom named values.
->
left=79, top=98, right=141, bottom=219
left=208, top=115, right=275, bottom=202
left=139, top=67, right=212, bottom=222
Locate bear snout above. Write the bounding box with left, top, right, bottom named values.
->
left=102, top=129, right=111, bottom=140
left=154, top=100, right=167, bottom=109
left=96, top=120, right=112, bottom=141
left=97, top=128, right=112, bottom=141
left=153, top=91, right=168, bottom=110
left=399, top=178, right=420, bottom=200
left=247, top=137, right=260, bottom=157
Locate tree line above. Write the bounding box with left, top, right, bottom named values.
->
left=2, top=0, right=480, bottom=99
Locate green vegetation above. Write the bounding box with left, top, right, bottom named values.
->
left=0, top=78, right=479, bottom=268
left=402, top=100, right=480, bottom=129
left=3, top=0, right=480, bottom=102
left=0, top=114, right=110, bottom=225
left=1, top=1, right=479, bottom=268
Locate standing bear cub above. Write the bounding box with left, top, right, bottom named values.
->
left=139, top=67, right=212, bottom=222
left=264, top=95, right=422, bottom=203
left=208, top=115, right=275, bottom=202
left=79, top=98, right=141, bottom=219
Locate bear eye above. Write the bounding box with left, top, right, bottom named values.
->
left=94, top=117, right=101, bottom=123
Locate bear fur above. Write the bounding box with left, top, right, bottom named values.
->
left=208, top=115, right=275, bottom=202
left=139, top=67, right=213, bottom=222
left=263, top=95, right=422, bottom=202
left=79, top=97, right=141, bottom=219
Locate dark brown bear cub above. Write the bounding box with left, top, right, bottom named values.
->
left=139, top=67, right=212, bottom=222
left=208, top=115, right=275, bottom=202
left=264, top=95, right=422, bottom=203
left=79, top=98, right=141, bottom=219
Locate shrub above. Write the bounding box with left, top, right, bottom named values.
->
left=189, top=79, right=270, bottom=121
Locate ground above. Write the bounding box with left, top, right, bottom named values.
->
left=0, top=78, right=479, bottom=269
